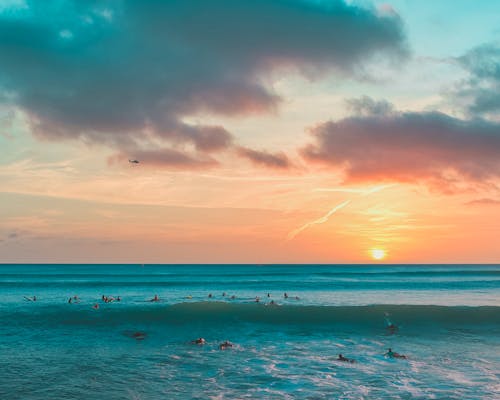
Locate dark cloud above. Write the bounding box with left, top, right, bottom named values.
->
left=302, top=98, right=500, bottom=192
left=0, top=0, right=407, bottom=165
left=455, top=43, right=500, bottom=116
left=345, top=96, right=394, bottom=116
left=236, top=146, right=291, bottom=169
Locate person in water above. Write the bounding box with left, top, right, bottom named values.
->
left=385, top=348, right=407, bottom=359
left=149, top=294, right=159, bottom=302
left=192, top=338, right=206, bottom=345
left=284, top=292, right=288, bottom=299
left=116, top=296, right=121, bottom=302
left=132, top=332, right=147, bottom=340
left=219, top=340, right=233, bottom=350
left=92, top=303, right=99, bottom=310
left=208, top=293, right=212, bottom=298
left=384, top=313, right=398, bottom=334
left=68, top=297, right=72, bottom=304
left=337, top=354, right=355, bottom=363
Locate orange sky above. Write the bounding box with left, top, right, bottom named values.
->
left=1, top=0, right=499, bottom=263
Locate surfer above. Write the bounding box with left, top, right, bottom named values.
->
left=68, top=297, right=72, bottom=304
left=116, top=296, right=121, bottom=302
left=384, top=313, right=398, bottom=334
left=219, top=341, right=233, bottom=350
left=24, top=296, right=36, bottom=302
left=131, top=332, right=147, bottom=340
left=208, top=293, right=212, bottom=298
left=255, top=296, right=260, bottom=302
left=385, top=348, right=407, bottom=359
left=337, top=354, right=355, bottom=363
left=284, top=292, right=288, bottom=299
left=267, top=293, right=271, bottom=298
left=149, top=294, right=160, bottom=302
left=192, top=338, right=206, bottom=345
left=124, top=331, right=147, bottom=340
left=92, top=304, right=99, bottom=310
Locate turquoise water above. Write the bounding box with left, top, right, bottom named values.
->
left=0, top=264, right=499, bottom=399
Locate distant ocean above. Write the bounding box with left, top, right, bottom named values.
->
left=1, top=264, right=499, bottom=399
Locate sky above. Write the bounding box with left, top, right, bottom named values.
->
left=1, top=0, right=499, bottom=263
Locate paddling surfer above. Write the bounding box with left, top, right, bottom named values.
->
left=385, top=348, right=407, bottom=359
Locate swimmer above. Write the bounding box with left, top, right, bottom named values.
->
left=116, top=296, right=121, bottom=302
left=192, top=338, right=206, bottom=345
left=149, top=294, right=160, bottom=302
left=385, top=348, right=407, bottom=359
left=92, top=303, right=99, bottom=310
left=219, top=340, right=233, bottom=350
left=337, top=354, right=355, bottom=363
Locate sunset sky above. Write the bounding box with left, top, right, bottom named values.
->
left=1, top=0, right=499, bottom=263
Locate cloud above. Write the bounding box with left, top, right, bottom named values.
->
left=454, top=43, right=500, bottom=116
left=465, top=198, right=500, bottom=206
left=345, top=96, right=394, bottom=116
left=0, top=0, right=407, bottom=165
left=236, top=146, right=291, bottom=169
left=302, top=98, right=500, bottom=192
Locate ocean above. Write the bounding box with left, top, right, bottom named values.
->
left=0, top=264, right=499, bottom=399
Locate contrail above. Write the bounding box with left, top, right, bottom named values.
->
left=286, top=200, right=351, bottom=241
left=313, top=184, right=395, bottom=195
left=286, top=185, right=394, bottom=241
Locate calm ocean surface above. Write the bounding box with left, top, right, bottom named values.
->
left=0, top=264, right=499, bottom=399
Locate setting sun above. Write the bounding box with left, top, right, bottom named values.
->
left=370, top=249, right=386, bottom=260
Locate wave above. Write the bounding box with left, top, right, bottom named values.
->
left=5, top=302, right=500, bottom=329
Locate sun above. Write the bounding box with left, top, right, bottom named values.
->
left=370, top=248, right=386, bottom=261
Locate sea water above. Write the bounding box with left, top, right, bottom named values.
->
left=0, top=264, right=499, bottom=399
